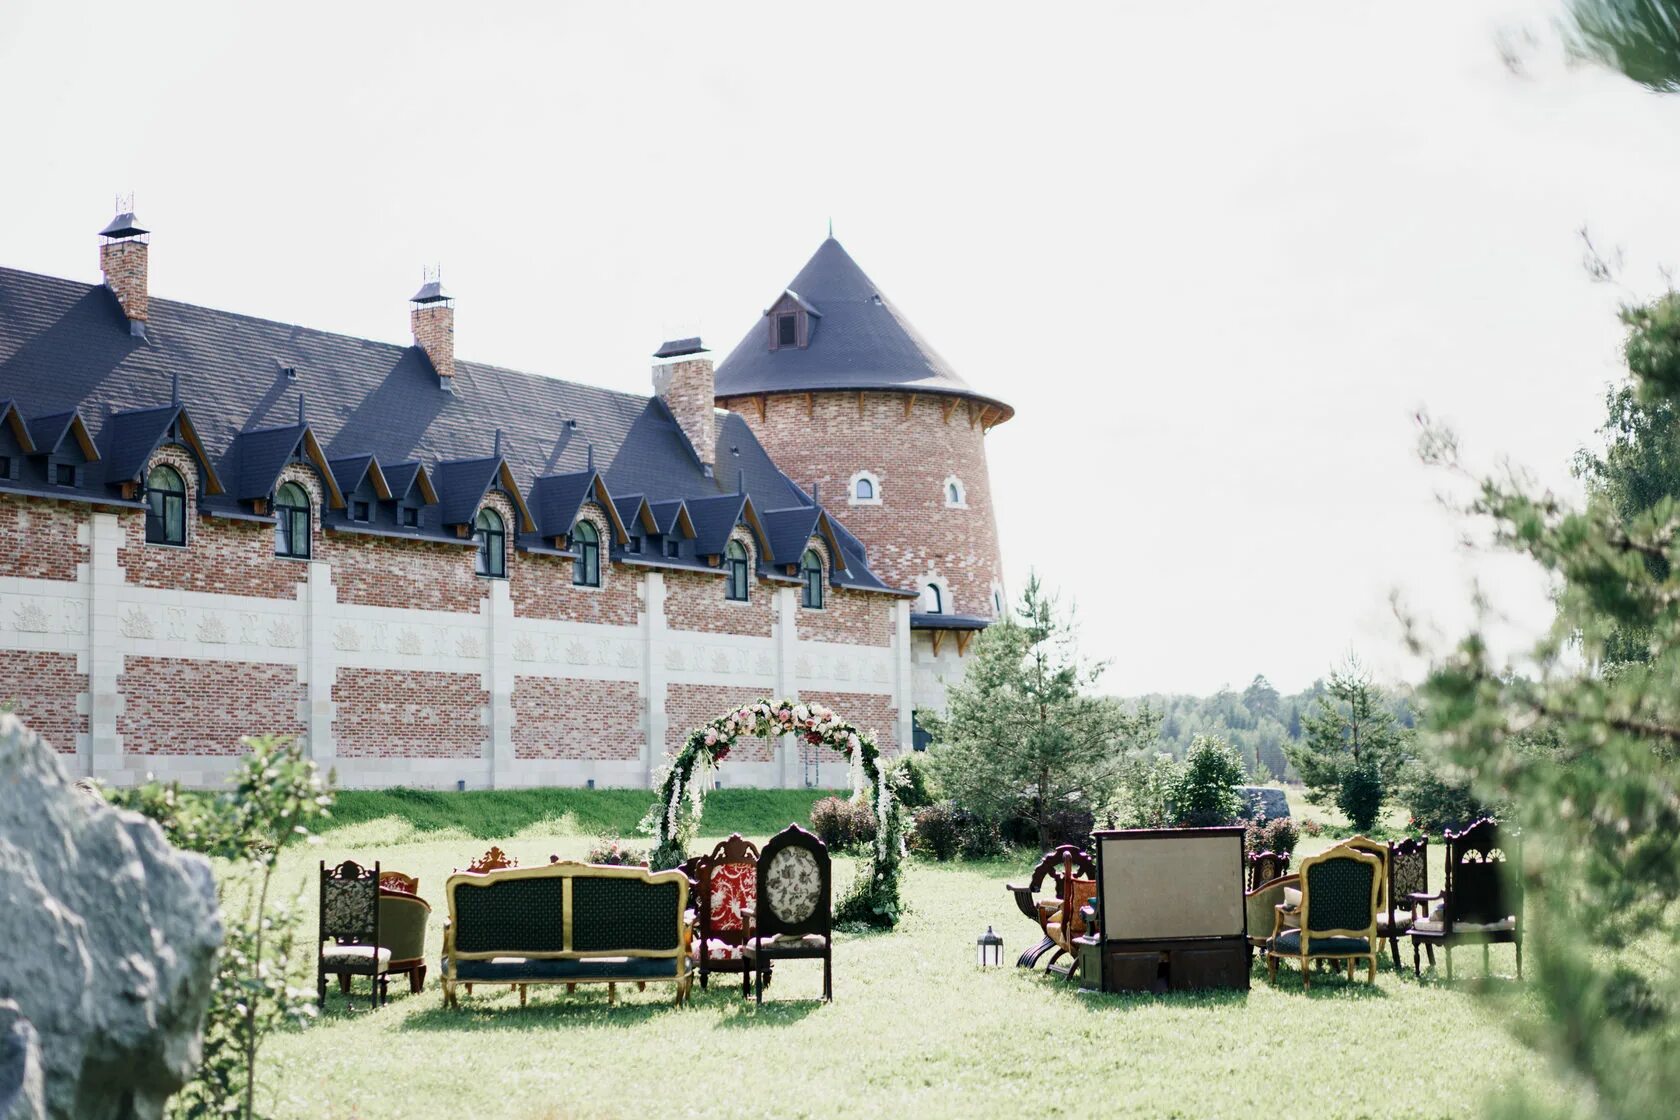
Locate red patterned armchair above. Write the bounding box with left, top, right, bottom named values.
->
left=690, top=834, right=760, bottom=990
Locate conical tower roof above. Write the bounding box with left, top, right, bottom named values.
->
left=715, top=238, right=1012, bottom=423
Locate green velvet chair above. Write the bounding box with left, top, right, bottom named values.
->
left=1265, top=844, right=1382, bottom=988
left=1245, top=872, right=1299, bottom=962
left=378, top=886, right=431, bottom=995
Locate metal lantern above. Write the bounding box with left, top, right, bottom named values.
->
left=977, top=925, right=1003, bottom=968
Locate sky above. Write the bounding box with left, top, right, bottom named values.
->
left=3, top=0, right=1677, bottom=696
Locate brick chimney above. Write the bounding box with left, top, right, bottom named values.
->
left=652, top=338, right=715, bottom=473
left=410, top=273, right=455, bottom=385
left=98, top=208, right=149, bottom=335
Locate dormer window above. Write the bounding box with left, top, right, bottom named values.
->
left=573, top=520, right=601, bottom=587
left=144, top=465, right=187, bottom=547
left=801, top=549, right=824, bottom=609
left=767, top=295, right=812, bottom=351
left=474, top=508, right=506, bottom=578
left=400, top=505, right=420, bottom=528
left=726, top=540, right=749, bottom=602
left=55, top=463, right=77, bottom=487
left=350, top=499, right=371, bottom=522
left=274, top=482, right=311, bottom=559
left=777, top=313, right=798, bottom=347
left=665, top=538, right=681, bottom=559
left=626, top=535, right=643, bottom=554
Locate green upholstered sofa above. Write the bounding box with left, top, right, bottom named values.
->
left=440, top=860, right=692, bottom=1008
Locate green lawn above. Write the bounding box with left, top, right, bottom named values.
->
left=258, top=797, right=1554, bottom=1120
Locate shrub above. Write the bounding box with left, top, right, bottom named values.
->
left=1300, top=816, right=1324, bottom=837
left=890, top=753, right=937, bottom=810
left=1174, top=735, right=1245, bottom=824
left=1114, top=751, right=1181, bottom=828
left=1243, top=815, right=1300, bottom=856
left=1336, top=757, right=1384, bottom=833
left=959, top=814, right=1006, bottom=860
left=1001, top=805, right=1094, bottom=850
left=585, top=835, right=648, bottom=866
left=809, top=795, right=878, bottom=852
left=910, top=801, right=964, bottom=861
left=1398, top=758, right=1490, bottom=833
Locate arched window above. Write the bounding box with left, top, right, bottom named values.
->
left=274, top=481, right=310, bottom=559
left=725, top=539, right=749, bottom=601
left=572, top=520, right=600, bottom=587
left=849, top=470, right=882, bottom=506
left=923, top=582, right=944, bottom=614
left=474, top=508, right=505, bottom=578
left=993, top=588, right=1005, bottom=617
left=944, top=477, right=966, bottom=508
left=800, top=548, right=824, bottom=609
left=144, top=464, right=186, bottom=546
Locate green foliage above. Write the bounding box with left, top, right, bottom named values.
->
left=108, top=736, right=334, bottom=1120
left=1112, top=751, right=1181, bottom=828
left=1173, top=735, right=1245, bottom=824
left=889, top=752, right=937, bottom=809
left=923, top=573, right=1159, bottom=850
left=1418, top=283, right=1680, bottom=1119
left=908, top=801, right=977, bottom=861
left=583, top=834, right=649, bottom=866
left=1564, top=0, right=1680, bottom=93
left=1285, top=657, right=1410, bottom=821
left=1242, top=815, right=1299, bottom=857
left=1334, top=757, right=1384, bottom=833
left=1396, top=757, right=1491, bottom=833
left=809, top=795, right=879, bottom=852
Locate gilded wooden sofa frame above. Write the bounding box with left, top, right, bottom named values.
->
left=441, top=860, right=693, bottom=1009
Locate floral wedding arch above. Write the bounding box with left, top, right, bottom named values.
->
left=642, top=698, right=905, bottom=927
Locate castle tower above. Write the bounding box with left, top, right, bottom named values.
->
left=716, top=236, right=1013, bottom=721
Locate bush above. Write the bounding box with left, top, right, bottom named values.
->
left=1300, top=816, right=1324, bottom=837
left=1000, top=805, right=1094, bottom=850
left=910, top=801, right=965, bottom=860
left=809, top=796, right=878, bottom=852
left=1243, top=814, right=1299, bottom=856
left=585, top=835, right=648, bottom=866
left=1174, top=735, right=1246, bottom=824
left=1114, top=751, right=1181, bottom=828
left=890, top=753, right=937, bottom=810
left=1336, top=758, right=1384, bottom=833
left=1398, top=758, right=1490, bottom=833
left=959, top=814, right=1006, bottom=860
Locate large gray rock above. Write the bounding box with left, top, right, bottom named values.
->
left=0, top=1001, right=44, bottom=1120
left=1238, top=785, right=1291, bottom=822
left=0, top=715, right=222, bottom=1120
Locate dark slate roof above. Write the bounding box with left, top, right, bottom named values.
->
left=27, top=410, right=94, bottom=459
left=910, top=612, right=990, bottom=631
left=714, top=237, right=1013, bottom=421
left=0, top=263, right=905, bottom=593
left=761, top=506, right=821, bottom=568
left=684, top=493, right=754, bottom=556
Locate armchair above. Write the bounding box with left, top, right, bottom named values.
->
left=379, top=887, right=432, bottom=995
left=1265, top=844, right=1382, bottom=988
left=1005, top=845, right=1097, bottom=972
left=1408, top=818, right=1522, bottom=980
left=1244, top=872, right=1299, bottom=962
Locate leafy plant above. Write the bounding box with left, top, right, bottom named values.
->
left=1174, top=735, right=1245, bottom=824
left=584, top=834, right=649, bottom=866
left=1113, top=751, right=1181, bottom=828
left=1335, top=756, right=1384, bottom=833
left=107, top=736, right=333, bottom=1120
left=1397, top=757, right=1491, bottom=833
left=1243, top=815, right=1299, bottom=857
left=888, top=752, right=937, bottom=810
left=909, top=801, right=965, bottom=861
left=808, top=795, right=879, bottom=852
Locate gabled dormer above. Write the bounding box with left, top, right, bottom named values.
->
left=98, top=404, right=224, bottom=500
left=381, top=460, right=439, bottom=531
left=328, top=454, right=392, bottom=525
left=0, top=400, right=35, bottom=483
left=227, top=420, right=345, bottom=514
left=765, top=289, right=820, bottom=351
left=28, top=410, right=99, bottom=490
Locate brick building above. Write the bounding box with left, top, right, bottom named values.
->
left=0, top=213, right=1011, bottom=787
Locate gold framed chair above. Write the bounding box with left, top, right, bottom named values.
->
left=1265, top=844, right=1383, bottom=988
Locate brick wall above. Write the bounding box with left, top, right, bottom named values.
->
left=333, top=668, right=487, bottom=759
left=664, top=531, right=773, bottom=637
left=654, top=358, right=715, bottom=469
left=0, top=496, right=87, bottom=582
left=802, top=689, right=899, bottom=755
left=728, top=390, right=1004, bottom=618
left=510, top=505, right=638, bottom=624
left=0, top=650, right=86, bottom=754
left=797, top=586, right=894, bottom=647
left=513, top=677, right=642, bottom=761
left=665, top=682, right=779, bottom=763
left=326, top=531, right=485, bottom=612
left=118, top=655, right=303, bottom=755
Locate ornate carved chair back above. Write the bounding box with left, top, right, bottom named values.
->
left=701, top=833, right=760, bottom=939
left=320, top=859, right=380, bottom=947
left=1386, top=837, right=1428, bottom=922
left=463, top=846, right=517, bottom=875
left=379, top=870, right=420, bottom=895
left=1444, top=819, right=1516, bottom=930
left=1247, top=851, right=1290, bottom=892
left=755, top=824, right=831, bottom=941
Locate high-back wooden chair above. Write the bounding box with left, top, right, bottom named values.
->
left=1381, top=837, right=1428, bottom=970
left=1409, top=819, right=1522, bottom=980
left=1246, top=850, right=1291, bottom=893
left=691, top=833, right=760, bottom=990
left=741, top=824, right=832, bottom=1003
left=318, top=859, right=389, bottom=1008
left=1005, top=844, right=1096, bottom=972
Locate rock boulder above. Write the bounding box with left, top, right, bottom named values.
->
left=0, top=715, right=222, bottom=1120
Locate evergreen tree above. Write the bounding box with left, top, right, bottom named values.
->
left=1285, top=657, right=1410, bottom=830
left=923, top=574, right=1158, bottom=850
left=1418, top=285, right=1680, bottom=1120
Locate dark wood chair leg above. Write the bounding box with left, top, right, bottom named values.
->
left=824, top=952, right=833, bottom=1002
left=1425, top=943, right=1435, bottom=967
left=317, top=971, right=327, bottom=1007
left=1389, top=936, right=1401, bottom=971
left=1515, top=934, right=1523, bottom=979
left=1412, top=938, right=1422, bottom=978
left=409, top=966, right=425, bottom=995
left=337, top=972, right=351, bottom=994
left=755, top=958, right=765, bottom=1005
left=1445, top=945, right=1453, bottom=982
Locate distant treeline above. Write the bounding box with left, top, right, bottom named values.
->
left=1124, top=674, right=1418, bottom=782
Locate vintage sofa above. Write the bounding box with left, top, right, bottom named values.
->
left=440, top=860, right=692, bottom=1008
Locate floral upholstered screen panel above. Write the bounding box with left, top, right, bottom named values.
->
left=709, top=862, right=755, bottom=932
left=764, top=848, right=821, bottom=924
left=322, top=862, right=378, bottom=941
